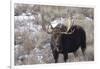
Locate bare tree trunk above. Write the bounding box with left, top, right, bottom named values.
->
left=41, top=15, right=47, bottom=31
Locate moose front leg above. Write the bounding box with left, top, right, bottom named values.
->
left=63, top=53, right=68, bottom=62
left=53, top=50, right=59, bottom=63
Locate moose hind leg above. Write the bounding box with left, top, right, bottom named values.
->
left=53, top=51, right=59, bottom=63
left=81, top=34, right=86, bottom=56
left=81, top=44, right=86, bottom=56
left=63, top=53, right=68, bottom=62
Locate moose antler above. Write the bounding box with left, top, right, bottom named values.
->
left=67, top=17, right=72, bottom=32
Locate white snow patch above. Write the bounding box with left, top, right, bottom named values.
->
left=85, top=17, right=93, bottom=22
left=15, top=15, right=35, bottom=21
left=51, top=17, right=66, bottom=28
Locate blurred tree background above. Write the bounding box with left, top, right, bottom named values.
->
left=14, top=3, right=94, bottom=65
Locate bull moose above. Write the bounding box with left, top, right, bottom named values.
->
left=48, top=24, right=86, bottom=63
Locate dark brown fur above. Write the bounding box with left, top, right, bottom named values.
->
left=50, top=24, right=86, bottom=63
